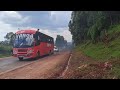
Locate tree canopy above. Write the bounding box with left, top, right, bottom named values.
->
left=55, top=35, right=67, bottom=48
left=69, top=11, right=120, bottom=45
left=4, top=32, right=15, bottom=45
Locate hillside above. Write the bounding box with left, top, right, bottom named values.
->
left=62, top=24, right=120, bottom=79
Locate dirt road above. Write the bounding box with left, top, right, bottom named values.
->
left=0, top=57, right=32, bottom=73
left=0, top=50, right=70, bottom=79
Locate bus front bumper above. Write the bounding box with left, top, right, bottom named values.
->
left=13, top=53, right=35, bottom=59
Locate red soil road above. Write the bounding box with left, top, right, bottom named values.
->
left=0, top=51, right=70, bottom=79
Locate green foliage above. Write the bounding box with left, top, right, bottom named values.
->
left=0, top=45, right=12, bottom=52
left=108, top=24, right=120, bottom=35
left=69, top=11, right=120, bottom=45
left=0, top=44, right=12, bottom=58
left=71, top=18, right=120, bottom=79
left=4, top=32, right=15, bottom=45
left=55, top=35, right=67, bottom=48
left=111, top=67, right=120, bottom=78
left=75, top=25, right=120, bottom=61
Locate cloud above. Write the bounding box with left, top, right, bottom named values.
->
left=0, top=11, right=30, bottom=26
left=0, top=21, right=17, bottom=41
left=39, top=27, right=72, bottom=42
left=17, top=11, right=72, bottom=30
left=0, top=11, right=72, bottom=42
left=17, top=11, right=52, bottom=28
left=0, top=22, right=72, bottom=42
left=50, top=11, right=72, bottom=27
left=0, top=11, right=22, bottom=19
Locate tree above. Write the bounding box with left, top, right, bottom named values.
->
left=4, top=32, right=16, bottom=45
left=55, top=35, right=67, bottom=48
left=68, top=11, right=120, bottom=45
left=64, top=40, right=67, bottom=47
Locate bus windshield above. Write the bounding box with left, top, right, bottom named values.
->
left=13, top=34, right=34, bottom=48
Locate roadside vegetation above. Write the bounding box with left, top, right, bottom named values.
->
left=0, top=44, right=12, bottom=58
left=67, top=11, right=120, bottom=79
left=0, top=32, right=14, bottom=58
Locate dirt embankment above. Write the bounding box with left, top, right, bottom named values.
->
left=61, top=51, right=116, bottom=79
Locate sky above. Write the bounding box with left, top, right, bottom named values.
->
left=0, top=11, right=72, bottom=42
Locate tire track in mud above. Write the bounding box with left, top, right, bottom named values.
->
left=57, top=52, right=72, bottom=78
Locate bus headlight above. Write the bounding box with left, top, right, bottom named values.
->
left=27, top=49, right=33, bottom=54
left=13, top=50, right=17, bottom=54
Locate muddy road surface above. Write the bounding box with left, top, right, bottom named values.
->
left=0, top=50, right=71, bottom=79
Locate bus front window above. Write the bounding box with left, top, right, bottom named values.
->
left=14, top=34, right=34, bottom=48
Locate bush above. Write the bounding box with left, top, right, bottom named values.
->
left=0, top=44, right=12, bottom=54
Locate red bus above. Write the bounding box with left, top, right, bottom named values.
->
left=13, top=29, right=54, bottom=60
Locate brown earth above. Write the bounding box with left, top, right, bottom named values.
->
left=60, top=50, right=116, bottom=79
left=0, top=49, right=117, bottom=79
left=0, top=51, right=70, bottom=79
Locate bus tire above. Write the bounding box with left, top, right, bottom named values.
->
left=19, top=57, right=23, bottom=61
left=52, top=50, right=54, bottom=54
left=36, top=51, right=40, bottom=59
left=49, top=50, right=52, bottom=55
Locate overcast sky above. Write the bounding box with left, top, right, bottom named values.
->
left=0, top=11, right=72, bottom=42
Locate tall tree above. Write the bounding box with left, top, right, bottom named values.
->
left=4, top=32, right=16, bottom=45
left=55, top=35, right=67, bottom=48
left=69, top=11, right=120, bottom=45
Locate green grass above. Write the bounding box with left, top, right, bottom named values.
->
left=111, top=67, right=120, bottom=78
left=75, top=24, right=120, bottom=61
left=73, top=24, right=120, bottom=78
left=108, top=24, right=120, bottom=35
left=0, top=54, right=11, bottom=58
left=0, top=45, right=12, bottom=51
left=76, top=43, right=110, bottom=61
left=76, top=39, right=120, bottom=61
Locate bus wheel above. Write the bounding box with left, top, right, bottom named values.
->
left=49, top=50, right=52, bottom=55
left=19, top=57, right=23, bottom=61
left=36, top=51, right=40, bottom=59
left=52, top=50, right=54, bottom=54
